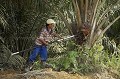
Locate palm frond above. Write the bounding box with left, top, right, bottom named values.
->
left=85, top=0, right=88, bottom=22
left=91, top=0, right=100, bottom=26
left=99, top=16, right=120, bottom=39
left=87, top=0, right=120, bottom=47
left=72, top=0, right=82, bottom=29
left=0, top=36, right=4, bottom=43
left=0, top=5, right=8, bottom=27
left=0, top=44, right=25, bottom=69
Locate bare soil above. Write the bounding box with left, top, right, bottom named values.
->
left=0, top=68, right=93, bottom=79
left=0, top=68, right=118, bottom=79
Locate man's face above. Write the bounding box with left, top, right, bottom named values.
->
left=49, top=23, right=55, bottom=29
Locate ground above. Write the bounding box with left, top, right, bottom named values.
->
left=0, top=68, right=117, bottom=79
left=0, top=68, right=93, bottom=79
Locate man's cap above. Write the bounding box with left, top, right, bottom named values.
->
left=46, top=19, right=56, bottom=24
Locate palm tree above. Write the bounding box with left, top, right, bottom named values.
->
left=44, top=0, right=120, bottom=47
left=0, top=0, right=120, bottom=69
left=0, top=0, right=55, bottom=68
left=73, top=0, right=120, bottom=47
left=49, top=0, right=120, bottom=47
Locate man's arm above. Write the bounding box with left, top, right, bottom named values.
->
left=37, top=28, right=49, bottom=45
left=38, top=38, right=48, bottom=46
left=52, top=33, right=62, bottom=39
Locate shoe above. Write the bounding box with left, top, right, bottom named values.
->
left=42, top=62, right=53, bottom=68
left=24, top=62, right=34, bottom=72
left=25, top=66, right=30, bottom=72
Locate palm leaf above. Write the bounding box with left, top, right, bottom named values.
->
left=99, top=16, right=120, bottom=39
left=87, top=0, right=120, bottom=47
left=72, top=0, right=82, bottom=29
left=0, top=44, right=26, bottom=69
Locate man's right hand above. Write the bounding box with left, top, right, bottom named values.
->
left=43, top=41, right=49, bottom=46
left=38, top=38, right=48, bottom=46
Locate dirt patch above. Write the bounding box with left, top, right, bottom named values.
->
left=0, top=68, right=118, bottom=79
left=0, top=69, right=20, bottom=79
left=0, top=68, right=92, bottom=79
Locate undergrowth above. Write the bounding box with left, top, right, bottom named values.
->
left=46, top=40, right=120, bottom=78
left=32, top=39, right=120, bottom=78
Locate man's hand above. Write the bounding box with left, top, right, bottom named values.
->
left=43, top=41, right=49, bottom=46
left=38, top=38, right=48, bottom=46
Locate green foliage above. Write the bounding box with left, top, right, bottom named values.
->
left=77, top=40, right=120, bottom=76
left=8, top=55, right=26, bottom=69
left=48, top=50, right=78, bottom=72
left=0, top=1, right=120, bottom=78
left=77, top=42, right=103, bottom=73
left=106, top=10, right=120, bottom=45
left=59, top=51, right=78, bottom=70
left=0, top=44, right=26, bottom=69
left=47, top=38, right=120, bottom=77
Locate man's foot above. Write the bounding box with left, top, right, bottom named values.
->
left=24, top=62, right=34, bottom=72
left=41, top=62, right=53, bottom=68
left=24, top=66, right=30, bottom=72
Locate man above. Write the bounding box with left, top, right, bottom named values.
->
left=26, top=19, right=61, bottom=71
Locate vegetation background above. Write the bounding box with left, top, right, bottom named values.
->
left=0, top=0, right=120, bottom=78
